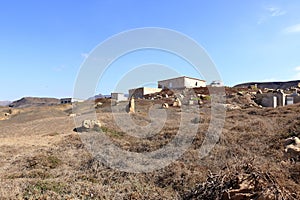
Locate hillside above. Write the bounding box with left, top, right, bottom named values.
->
left=234, top=80, right=300, bottom=90
left=9, top=97, right=60, bottom=108
left=0, top=97, right=299, bottom=199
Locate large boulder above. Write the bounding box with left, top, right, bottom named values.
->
left=284, top=136, right=300, bottom=161
left=94, top=102, right=103, bottom=109
left=173, top=98, right=182, bottom=107
left=82, top=119, right=101, bottom=129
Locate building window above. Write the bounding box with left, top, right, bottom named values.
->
left=169, top=82, right=173, bottom=88
left=195, top=82, right=198, bottom=86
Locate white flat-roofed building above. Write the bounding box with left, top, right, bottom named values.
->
left=158, top=76, right=206, bottom=89
left=111, top=92, right=128, bottom=101
left=60, top=98, right=84, bottom=104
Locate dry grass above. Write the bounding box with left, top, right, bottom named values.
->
left=0, top=100, right=299, bottom=199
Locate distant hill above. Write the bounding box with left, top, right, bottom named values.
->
left=234, top=80, right=300, bottom=90
left=88, top=94, right=112, bottom=100
left=9, top=97, right=60, bottom=108
left=0, top=101, right=11, bottom=106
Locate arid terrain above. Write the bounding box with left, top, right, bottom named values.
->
left=0, top=93, right=300, bottom=199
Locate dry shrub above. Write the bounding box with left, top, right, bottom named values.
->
left=183, top=161, right=298, bottom=200
left=288, top=163, right=300, bottom=184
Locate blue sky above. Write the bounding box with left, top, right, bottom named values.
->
left=1, top=0, right=300, bottom=100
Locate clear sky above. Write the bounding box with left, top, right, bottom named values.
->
left=1, top=0, right=300, bottom=100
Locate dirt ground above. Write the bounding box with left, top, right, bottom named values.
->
left=0, top=99, right=299, bottom=199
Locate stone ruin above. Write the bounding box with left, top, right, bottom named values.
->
left=126, top=97, right=135, bottom=113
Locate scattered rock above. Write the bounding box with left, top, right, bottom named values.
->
left=73, top=119, right=102, bottom=132
left=191, top=117, right=204, bottom=124
left=188, top=100, right=194, bottom=105
left=257, top=89, right=263, bottom=94
left=82, top=119, right=101, bottom=129
left=156, top=95, right=163, bottom=99
left=69, top=113, right=76, bottom=117
left=284, top=136, right=300, bottom=161
left=237, top=91, right=244, bottom=96
left=162, top=103, right=169, bottom=109
left=173, top=98, right=182, bottom=107
left=224, top=104, right=241, bottom=111
left=95, top=102, right=103, bottom=108
left=198, top=99, right=203, bottom=105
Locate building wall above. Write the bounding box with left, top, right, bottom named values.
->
left=184, top=77, right=206, bottom=88
left=158, top=77, right=206, bottom=89
left=129, top=88, right=144, bottom=99
left=143, top=88, right=162, bottom=95
left=129, top=87, right=162, bottom=99
left=111, top=93, right=127, bottom=101
left=294, top=96, right=300, bottom=104
left=256, top=92, right=288, bottom=107
left=158, top=77, right=185, bottom=89
left=60, top=98, right=72, bottom=104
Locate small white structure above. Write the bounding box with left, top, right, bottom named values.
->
left=158, top=76, right=206, bottom=89
left=72, top=98, right=84, bottom=103
left=129, top=87, right=162, bottom=99
left=210, top=80, right=224, bottom=87
left=111, top=93, right=127, bottom=102
left=61, top=98, right=84, bottom=104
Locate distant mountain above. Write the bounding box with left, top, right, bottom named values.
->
left=9, top=97, right=60, bottom=108
left=0, top=101, right=11, bottom=106
left=234, top=80, right=300, bottom=90
left=88, top=94, right=111, bottom=100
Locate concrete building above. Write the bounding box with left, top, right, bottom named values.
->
left=129, top=87, right=162, bottom=99
left=158, top=76, right=206, bottom=89
left=256, top=90, right=300, bottom=107
left=256, top=91, right=285, bottom=107
left=60, top=98, right=84, bottom=104
left=111, top=93, right=127, bottom=102
left=60, top=98, right=72, bottom=104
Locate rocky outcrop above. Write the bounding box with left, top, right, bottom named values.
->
left=82, top=119, right=101, bottom=129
